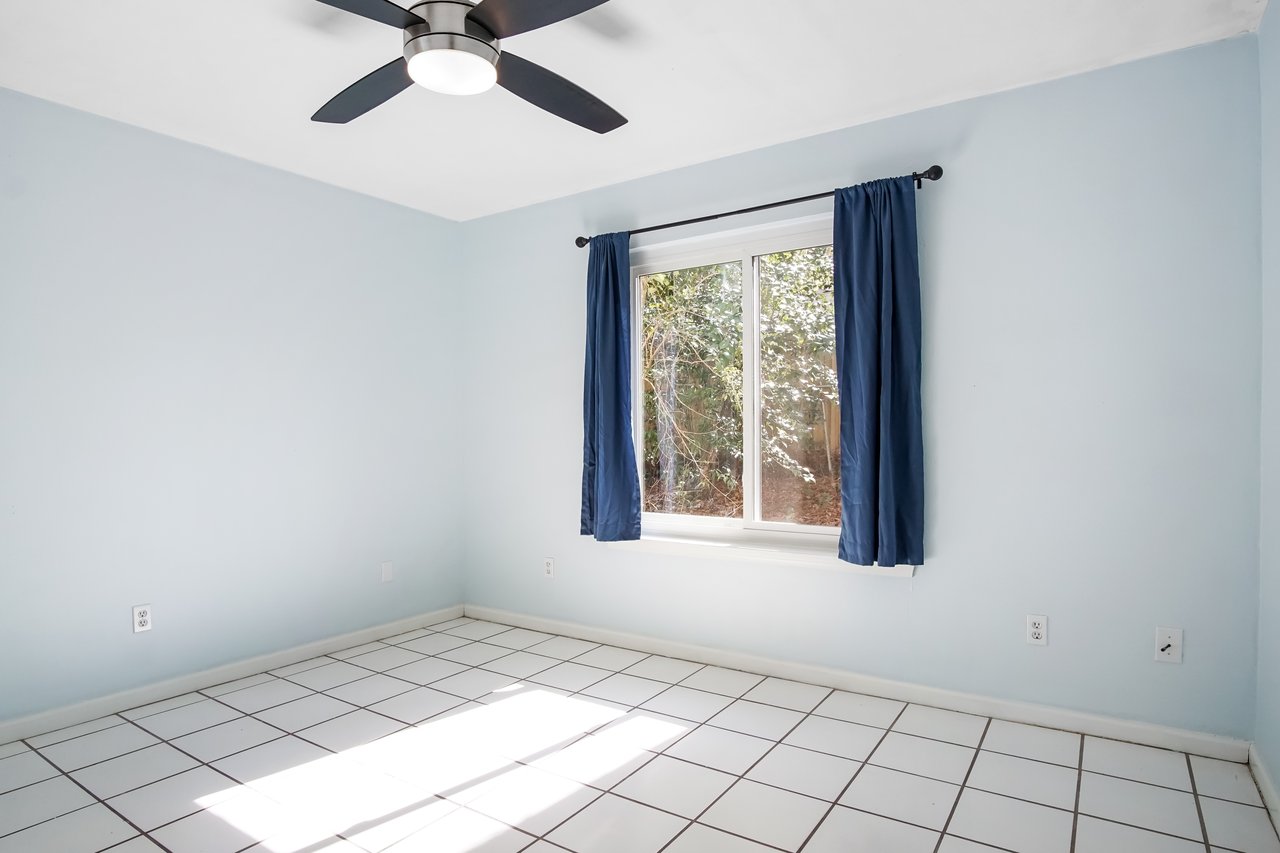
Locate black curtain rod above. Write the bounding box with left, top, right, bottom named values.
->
left=574, top=165, right=943, bottom=248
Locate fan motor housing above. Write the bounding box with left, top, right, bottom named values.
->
left=404, top=1, right=500, bottom=69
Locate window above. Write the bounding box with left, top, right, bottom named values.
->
left=631, top=217, right=839, bottom=549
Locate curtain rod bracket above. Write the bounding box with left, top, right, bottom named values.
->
left=574, top=165, right=943, bottom=248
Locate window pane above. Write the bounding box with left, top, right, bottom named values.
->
left=640, top=262, right=743, bottom=517
left=758, top=246, right=839, bottom=526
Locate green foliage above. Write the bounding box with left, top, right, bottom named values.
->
left=641, top=262, right=743, bottom=515
left=759, top=247, right=837, bottom=483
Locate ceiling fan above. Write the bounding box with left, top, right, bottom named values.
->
left=310, top=0, right=627, bottom=133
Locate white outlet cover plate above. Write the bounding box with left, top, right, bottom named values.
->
left=1027, top=614, right=1048, bottom=646
left=1156, top=626, right=1183, bottom=663
left=133, top=604, right=153, bottom=633
left=543, top=558, right=555, bottom=578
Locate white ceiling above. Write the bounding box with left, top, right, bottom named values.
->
left=0, top=0, right=1266, bottom=220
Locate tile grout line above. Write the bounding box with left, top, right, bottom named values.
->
left=23, top=719, right=134, bottom=752
left=120, top=694, right=206, bottom=724
left=944, top=834, right=1019, bottom=853
left=1069, top=732, right=1084, bottom=852
left=1186, top=752, right=1214, bottom=853
left=931, top=717, right=992, bottom=853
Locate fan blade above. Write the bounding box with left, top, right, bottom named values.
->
left=313, top=0, right=423, bottom=29
left=312, top=58, right=413, bottom=123
left=497, top=52, right=626, bottom=134
left=469, top=0, right=609, bottom=38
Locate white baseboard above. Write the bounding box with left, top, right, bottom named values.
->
left=0, top=605, right=464, bottom=746
left=1253, top=744, right=1280, bottom=831
left=465, top=604, right=1251, bottom=762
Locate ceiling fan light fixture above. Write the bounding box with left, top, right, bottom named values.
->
left=407, top=47, right=497, bottom=95
left=402, top=3, right=499, bottom=97
left=312, top=0, right=627, bottom=131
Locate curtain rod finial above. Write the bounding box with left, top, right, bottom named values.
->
left=575, top=236, right=590, bottom=248
left=912, top=165, right=943, bottom=189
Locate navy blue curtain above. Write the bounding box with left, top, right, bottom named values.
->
left=833, top=177, right=924, bottom=566
left=581, top=232, right=642, bottom=541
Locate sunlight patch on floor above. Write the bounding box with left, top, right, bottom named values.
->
left=191, top=687, right=692, bottom=852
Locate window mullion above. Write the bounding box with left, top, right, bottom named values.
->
left=632, top=274, right=645, bottom=498
left=741, top=250, right=760, bottom=526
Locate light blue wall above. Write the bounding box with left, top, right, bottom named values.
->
left=1258, top=5, right=1280, bottom=774
left=0, top=89, right=467, bottom=720
left=458, top=38, right=1263, bottom=738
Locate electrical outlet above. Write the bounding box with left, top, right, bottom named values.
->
left=133, top=604, right=153, bottom=633
left=542, top=557, right=555, bottom=579
left=381, top=561, right=393, bottom=583
left=1026, top=614, right=1048, bottom=646
left=1156, top=626, right=1183, bottom=664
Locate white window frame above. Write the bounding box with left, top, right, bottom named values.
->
left=624, top=213, right=913, bottom=573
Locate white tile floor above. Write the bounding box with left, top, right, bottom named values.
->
left=1, top=616, right=1277, bottom=853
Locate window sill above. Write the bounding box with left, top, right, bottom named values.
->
left=605, top=526, right=915, bottom=577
